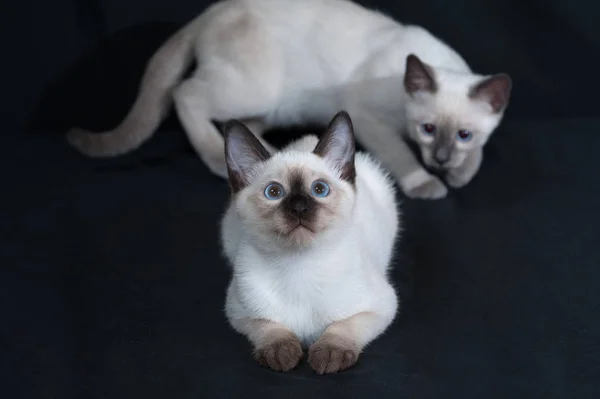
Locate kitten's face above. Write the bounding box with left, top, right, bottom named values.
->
left=224, top=111, right=357, bottom=249
left=236, top=161, right=354, bottom=247
left=403, top=54, right=512, bottom=171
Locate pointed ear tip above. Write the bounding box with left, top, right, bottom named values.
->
left=330, top=111, right=354, bottom=131
left=334, top=110, right=351, bottom=121
left=328, top=110, right=348, bottom=123
left=488, top=74, right=512, bottom=94
left=406, top=53, right=425, bottom=66
left=474, top=73, right=513, bottom=93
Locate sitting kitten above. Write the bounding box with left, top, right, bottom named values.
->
left=67, top=0, right=511, bottom=199
left=220, top=111, right=400, bottom=374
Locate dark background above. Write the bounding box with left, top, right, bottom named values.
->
left=1, top=1, right=599, bottom=398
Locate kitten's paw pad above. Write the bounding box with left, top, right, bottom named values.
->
left=254, top=337, right=303, bottom=372
left=308, top=337, right=358, bottom=374
left=404, top=175, right=448, bottom=200
left=445, top=169, right=474, bottom=188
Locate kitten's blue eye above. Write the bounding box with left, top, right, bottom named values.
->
left=264, top=183, right=285, bottom=200
left=457, top=129, right=473, bottom=142
left=311, top=181, right=330, bottom=198
left=420, top=123, right=436, bottom=136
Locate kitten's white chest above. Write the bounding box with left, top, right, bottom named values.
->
left=228, top=248, right=369, bottom=344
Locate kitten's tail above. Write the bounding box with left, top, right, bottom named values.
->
left=66, top=24, right=196, bottom=157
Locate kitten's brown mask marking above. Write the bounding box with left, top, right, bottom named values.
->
left=403, top=54, right=512, bottom=170
left=417, top=121, right=474, bottom=168
left=258, top=172, right=342, bottom=247
left=272, top=174, right=325, bottom=244
left=415, top=120, right=473, bottom=169
left=282, top=176, right=318, bottom=230
left=224, top=111, right=357, bottom=247
left=429, top=126, right=456, bottom=167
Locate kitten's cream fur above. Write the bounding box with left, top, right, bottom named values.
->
left=67, top=0, right=511, bottom=199
left=220, top=112, right=399, bottom=373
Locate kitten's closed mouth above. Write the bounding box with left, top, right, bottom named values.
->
left=278, top=222, right=316, bottom=246
left=288, top=222, right=314, bottom=234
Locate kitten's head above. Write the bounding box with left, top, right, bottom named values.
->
left=224, top=111, right=357, bottom=249
left=403, top=54, right=512, bottom=170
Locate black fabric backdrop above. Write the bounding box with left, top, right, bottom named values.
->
left=1, top=1, right=599, bottom=398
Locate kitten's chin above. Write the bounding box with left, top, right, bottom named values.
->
left=423, top=155, right=466, bottom=170
left=281, top=225, right=316, bottom=247
left=426, top=162, right=450, bottom=172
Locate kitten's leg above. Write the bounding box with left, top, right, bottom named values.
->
left=173, top=28, right=283, bottom=177
left=351, top=116, right=448, bottom=199
left=308, top=311, right=393, bottom=374
left=233, top=318, right=303, bottom=372
left=173, top=78, right=280, bottom=177
left=173, top=79, right=228, bottom=177
left=446, top=147, right=483, bottom=188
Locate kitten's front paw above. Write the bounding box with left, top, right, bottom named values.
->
left=253, top=336, right=303, bottom=372
left=404, top=174, right=448, bottom=200
left=308, top=334, right=359, bottom=374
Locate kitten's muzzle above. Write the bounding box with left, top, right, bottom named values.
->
left=287, top=194, right=311, bottom=219
left=282, top=194, right=317, bottom=237
left=433, top=147, right=451, bottom=165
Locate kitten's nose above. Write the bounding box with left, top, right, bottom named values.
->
left=289, top=195, right=310, bottom=218
left=434, top=148, right=450, bottom=165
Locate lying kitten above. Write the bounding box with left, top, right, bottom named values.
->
left=67, top=0, right=511, bottom=199
left=220, top=111, right=400, bottom=374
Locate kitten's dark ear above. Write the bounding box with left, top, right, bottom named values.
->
left=313, top=111, right=356, bottom=184
left=469, top=74, right=512, bottom=113
left=223, top=120, right=271, bottom=192
left=404, top=54, right=437, bottom=95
